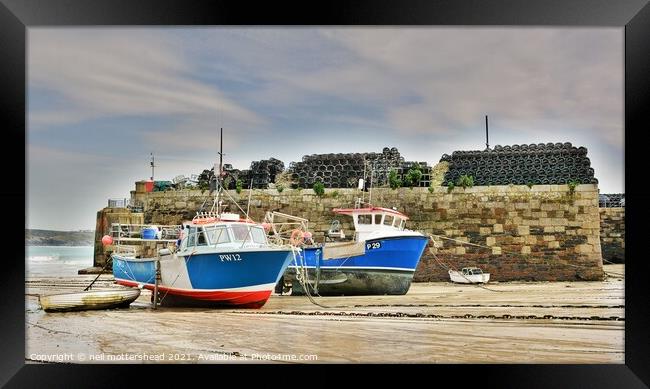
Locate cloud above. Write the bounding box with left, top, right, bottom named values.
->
left=27, top=27, right=624, bottom=229
left=28, top=29, right=265, bottom=131
left=297, top=28, right=623, bottom=147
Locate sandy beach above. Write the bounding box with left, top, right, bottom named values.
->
left=25, top=264, right=624, bottom=363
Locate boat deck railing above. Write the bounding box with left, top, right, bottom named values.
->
left=263, top=211, right=311, bottom=246
left=110, top=223, right=183, bottom=243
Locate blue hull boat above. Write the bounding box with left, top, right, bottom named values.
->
left=285, top=206, right=428, bottom=296
left=113, top=213, right=294, bottom=308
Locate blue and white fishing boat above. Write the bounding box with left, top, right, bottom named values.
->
left=112, top=211, right=294, bottom=308
left=284, top=205, right=428, bottom=296
left=111, top=129, right=294, bottom=308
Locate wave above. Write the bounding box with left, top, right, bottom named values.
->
left=27, top=255, right=60, bottom=262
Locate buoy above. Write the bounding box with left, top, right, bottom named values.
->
left=261, top=223, right=272, bottom=232
left=101, top=235, right=113, bottom=246
left=303, top=231, right=313, bottom=239
left=290, top=229, right=305, bottom=246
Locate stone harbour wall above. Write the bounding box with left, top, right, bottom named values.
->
left=414, top=184, right=603, bottom=281
left=137, top=184, right=604, bottom=281
left=599, top=207, right=625, bottom=263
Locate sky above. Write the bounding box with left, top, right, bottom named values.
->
left=27, top=27, right=624, bottom=231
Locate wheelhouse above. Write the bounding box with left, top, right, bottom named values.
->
left=461, top=267, right=484, bottom=276
left=180, top=221, right=269, bottom=251
left=332, top=206, right=409, bottom=241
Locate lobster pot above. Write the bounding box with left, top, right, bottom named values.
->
left=441, top=142, right=597, bottom=187
left=287, top=147, right=405, bottom=188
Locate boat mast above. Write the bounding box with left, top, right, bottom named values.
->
left=368, top=160, right=373, bottom=205
left=219, top=127, right=223, bottom=181
left=359, top=159, right=366, bottom=208
left=213, top=127, right=224, bottom=215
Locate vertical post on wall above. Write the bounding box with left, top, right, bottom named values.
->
left=485, top=115, right=489, bottom=150
left=150, top=152, right=155, bottom=181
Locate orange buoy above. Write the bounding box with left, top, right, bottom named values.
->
left=289, top=229, right=305, bottom=246
left=101, top=235, right=113, bottom=246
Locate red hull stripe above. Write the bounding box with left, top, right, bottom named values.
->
left=116, top=280, right=272, bottom=306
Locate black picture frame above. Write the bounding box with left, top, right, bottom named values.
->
left=2, top=0, right=648, bottom=387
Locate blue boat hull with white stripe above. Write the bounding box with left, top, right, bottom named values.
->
left=287, top=235, right=428, bottom=296
left=113, top=248, right=294, bottom=308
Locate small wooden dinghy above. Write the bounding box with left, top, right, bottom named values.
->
left=39, top=288, right=141, bottom=313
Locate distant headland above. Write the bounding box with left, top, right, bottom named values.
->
left=25, top=229, right=94, bottom=246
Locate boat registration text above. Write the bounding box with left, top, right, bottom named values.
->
left=219, top=254, right=242, bottom=262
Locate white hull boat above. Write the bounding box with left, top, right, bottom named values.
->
left=449, top=267, right=490, bottom=284
left=39, top=288, right=141, bottom=312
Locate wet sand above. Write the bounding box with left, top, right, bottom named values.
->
left=25, top=265, right=624, bottom=363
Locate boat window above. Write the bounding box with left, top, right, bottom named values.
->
left=383, top=215, right=394, bottom=226
left=187, top=227, right=197, bottom=247
left=250, top=227, right=267, bottom=244
left=204, top=226, right=230, bottom=245
left=374, top=214, right=382, bottom=224
left=358, top=214, right=372, bottom=225
left=231, top=224, right=253, bottom=242
left=197, top=228, right=207, bottom=246
left=400, top=219, right=406, bottom=230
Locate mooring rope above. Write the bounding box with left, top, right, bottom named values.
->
left=83, top=257, right=114, bottom=291
left=427, top=232, right=615, bottom=273
left=290, top=247, right=331, bottom=309
left=425, top=232, right=620, bottom=289
left=157, top=249, right=197, bottom=306
left=426, top=241, right=507, bottom=293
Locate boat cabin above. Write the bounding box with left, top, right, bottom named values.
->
left=332, top=206, right=408, bottom=242
left=179, top=213, right=269, bottom=251
left=461, top=267, right=484, bottom=276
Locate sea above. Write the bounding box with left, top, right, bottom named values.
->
left=26, top=245, right=94, bottom=277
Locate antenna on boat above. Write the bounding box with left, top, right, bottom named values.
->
left=212, top=127, right=225, bottom=215
left=358, top=158, right=368, bottom=208
left=245, top=179, right=253, bottom=220
left=368, top=161, right=373, bottom=205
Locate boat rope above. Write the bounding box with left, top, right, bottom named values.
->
left=426, top=233, right=617, bottom=278
left=333, top=255, right=353, bottom=272
left=219, top=186, right=258, bottom=223
left=197, top=192, right=212, bottom=214
left=158, top=249, right=197, bottom=306
left=290, top=247, right=331, bottom=309
left=83, top=256, right=113, bottom=291
left=427, top=246, right=506, bottom=293
left=600, top=257, right=625, bottom=278
left=237, top=310, right=624, bottom=322
left=121, top=256, right=155, bottom=285
left=26, top=321, right=76, bottom=335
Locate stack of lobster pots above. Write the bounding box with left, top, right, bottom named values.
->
left=599, top=193, right=624, bottom=207
left=396, top=161, right=432, bottom=187
left=247, top=158, right=285, bottom=189
left=220, top=158, right=284, bottom=189
left=440, top=142, right=598, bottom=186
left=288, top=147, right=415, bottom=189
